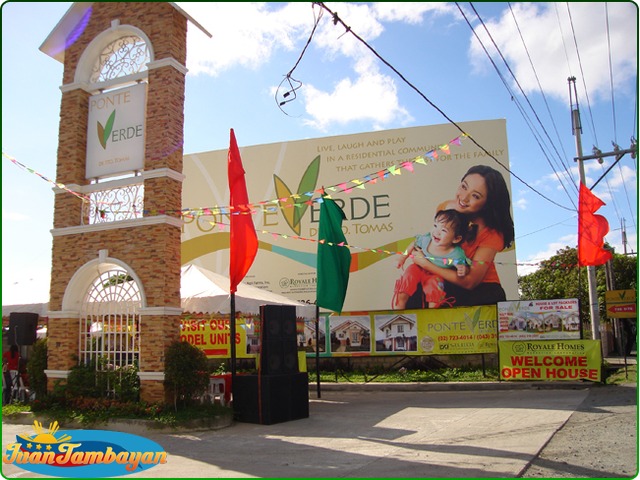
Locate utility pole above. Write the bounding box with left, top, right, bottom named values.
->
left=569, top=76, right=602, bottom=341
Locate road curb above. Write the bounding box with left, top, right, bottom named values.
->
left=310, top=380, right=594, bottom=392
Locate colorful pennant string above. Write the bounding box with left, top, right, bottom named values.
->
left=4, top=134, right=469, bottom=219
left=2, top=151, right=90, bottom=202
left=207, top=219, right=550, bottom=268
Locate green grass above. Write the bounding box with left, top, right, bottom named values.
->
left=605, top=364, right=637, bottom=385
left=307, top=367, right=501, bottom=383
left=3, top=398, right=231, bottom=428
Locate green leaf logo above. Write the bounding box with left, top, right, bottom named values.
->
left=97, top=110, right=116, bottom=149
left=463, top=307, right=482, bottom=333
left=273, top=155, right=321, bottom=235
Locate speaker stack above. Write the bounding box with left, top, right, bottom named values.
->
left=233, top=305, right=309, bottom=425
left=8, top=312, right=38, bottom=346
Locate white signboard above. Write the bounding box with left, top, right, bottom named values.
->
left=183, top=120, right=518, bottom=312
left=497, top=299, right=581, bottom=340
left=86, top=83, right=146, bottom=179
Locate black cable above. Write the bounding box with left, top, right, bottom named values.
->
left=468, top=2, right=577, bottom=209
left=507, top=2, right=578, bottom=190
left=314, top=2, right=573, bottom=212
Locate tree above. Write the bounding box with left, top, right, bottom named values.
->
left=518, top=246, right=637, bottom=334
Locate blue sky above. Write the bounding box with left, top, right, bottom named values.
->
left=2, top=2, right=638, bottom=305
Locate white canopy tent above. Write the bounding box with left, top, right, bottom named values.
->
left=180, top=264, right=311, bottom=315
left=3, top=264, right=311, bottom=318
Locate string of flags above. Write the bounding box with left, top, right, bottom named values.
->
left=207, top=219, right=571, bottom=269
left=2, top=151, right=90, bottom=202
left=5, top=137, right=572, bottom=269
left=4, top=134, right=468, bottom=217
left=181, top=134, right=468, bottom=218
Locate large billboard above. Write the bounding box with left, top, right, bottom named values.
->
left=182, top=120, right=518, bottom=312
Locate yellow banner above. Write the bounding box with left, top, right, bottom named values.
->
left=499, top=340, right=601, bottom=382
left=322, top=305, right=498, bottom=356
left=180, top=313, right=260, bottom=358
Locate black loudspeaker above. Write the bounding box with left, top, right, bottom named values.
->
left=260, top=305, right=298, bottom=375
left=8, top=313, right=38, bottom=346
left=233, top=373, right=309, bottom=425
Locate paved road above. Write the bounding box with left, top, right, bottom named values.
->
left=4, top=383, right=635, bottom=478
left=521, top=383, right=637, bottom=478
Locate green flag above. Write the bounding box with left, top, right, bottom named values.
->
left=316, top=197, right=351, bottom=312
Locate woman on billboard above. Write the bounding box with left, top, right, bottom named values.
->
left=404, top=164, right=514, bottom=308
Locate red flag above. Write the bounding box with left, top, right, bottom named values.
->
left=578, top=183, right=612, bottom=266
left=228, top=129, right=258, bottom=293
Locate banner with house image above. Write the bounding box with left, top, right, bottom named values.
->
left=304, top=305, right=499, bottom=357
left=497, top=299, right=581, bottom=341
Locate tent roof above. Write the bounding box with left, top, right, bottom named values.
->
left=3, top=265, right=310, bottom=317
left=180, top=264, right=307, bottom=314
left=2, top=303, right=50, bottom=319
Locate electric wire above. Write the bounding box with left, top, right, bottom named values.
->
left=275, top=4, right=324, bottom=116
left=605, top=3, right=618, bottom=143
left=515, top=215, right=577, bottom=240
left=467, top=2, right=577, bottom=209
left=508, top=3, right=577, bottom=190
left=566, top=3, right=598, bottom=145
left=566, top=2, right=623, bottom=228
left=309, top=3, right=573, bottom=212
left=555, top=3, right=573, bottom=79
left=605, top=3, right=637, bottom=233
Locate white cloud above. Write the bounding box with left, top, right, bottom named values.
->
left=466, top=2, right=638, bottom=102
left=517, top=234, right=577, bottom=276
left=373, top=2, right=457, bottom=24
left=514, top=196, right=528, bottom=210
left=303, top=71, right=412, bottom=131
left=178, top=2, right=421, bottom=130
left=181, top=3, right=311, bottom=76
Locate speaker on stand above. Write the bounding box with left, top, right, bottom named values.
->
left=233, top=305, right=309, bottom=425
left=260, top=305, right=299, bottom=375
left=8, top=313, right=38, bottom=346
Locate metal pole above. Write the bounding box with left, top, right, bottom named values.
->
left=230, top=293, right=237, bottom=376
left=315, top=305, right=321, bottom=398
left=570, top=77, right=601, bottom=341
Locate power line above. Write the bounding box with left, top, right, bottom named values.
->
left=309, top=3, right=574, bottom=212
left=466, top=2, right=577, bottom=209
left=605, top=3, right=618, bottom=143
left=507, top=3, right=577, bottom=190
left=566, top=3, right=623, bottom=229
left=515, top=215, right=577, bottom=240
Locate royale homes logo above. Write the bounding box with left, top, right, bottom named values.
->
left=3, top=420, right=167, bottom=477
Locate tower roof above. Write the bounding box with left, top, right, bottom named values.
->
left=39, top=2, right=211, bottom=63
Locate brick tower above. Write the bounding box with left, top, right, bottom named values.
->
left=40, top=3, right=208, bottom=403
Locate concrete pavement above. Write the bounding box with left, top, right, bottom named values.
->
left=2, top=384, right=596, bottom=478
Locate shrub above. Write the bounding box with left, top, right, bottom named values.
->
left=164, top=341, right=210, bottom=410
left=27, top=338, right=48, bottom=399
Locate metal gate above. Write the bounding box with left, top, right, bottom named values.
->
left=79, top=267, right=141, bottom=397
